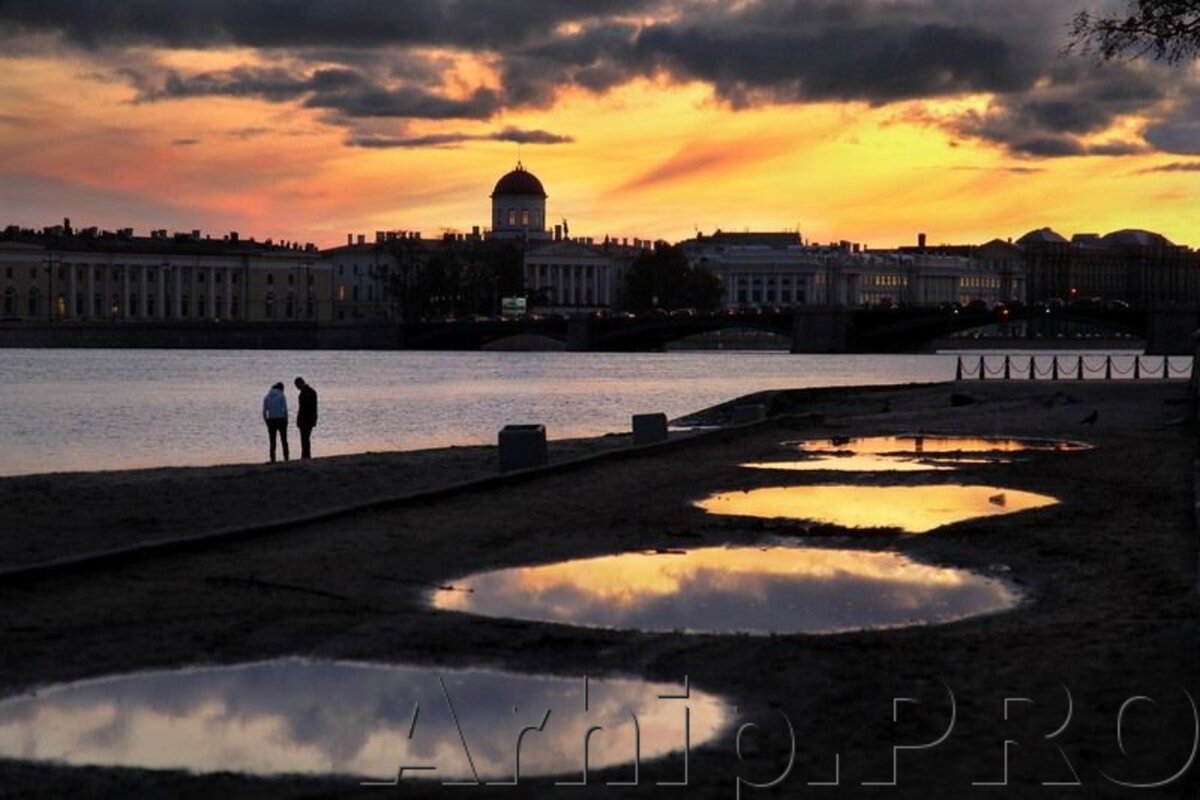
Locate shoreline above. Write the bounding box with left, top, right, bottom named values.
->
left=1, top=380, right=1197, bottom=797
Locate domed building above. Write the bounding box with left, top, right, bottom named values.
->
left=490, top=162, right=550, bottom=241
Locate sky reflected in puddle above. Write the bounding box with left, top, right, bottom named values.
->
left=0, top=660, right=725, bottom=782
left=789, top=435, right=1091, bottom=455
left=433, top=546, right=1020, bottom=635
left=696, top=485, right=1058, bottom=533
left=742, top=454, right=962, bottom=472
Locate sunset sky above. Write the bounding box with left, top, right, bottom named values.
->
left=0, top=1, right=1198, bottom=249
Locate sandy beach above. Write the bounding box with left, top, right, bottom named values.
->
left=1, top=380, right=1198, bottom=798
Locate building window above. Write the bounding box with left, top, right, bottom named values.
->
left=27, top=288, right=39, bottom=317
left=3, top=287, right=14, bottom=315
left=110, top=293, right=120, bottom=317
left=286, top=292, right=295, bottom=319
left=352, top=285, right=359, bottom=302
left=232, top=273, right=240, bottom=285
left=198, top=271, right=205, bottom=284
left=521, top=209, right=530, bottom=226
left=288, top=273, right=295, bottom=286
left=265, top=292, right=275, bottom=319
left=337, top=284, right=346, bottom=302
left=306, top=296, right=315, bottom=318
left=267, top=273, right=274, bottom=286
left=197, top=297, right=206, bottom=318
left=3, top=267, right=10, bottom=279
left=508, top=210, right=517, bottom=226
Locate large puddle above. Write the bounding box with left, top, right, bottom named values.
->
left=696, top=485, right=1058, bottom=533
left=751, top=435, right=1090, bottom=473
left=432, top=546, right=1020, bottom=635
left=0, top=660, right=726, bottom=782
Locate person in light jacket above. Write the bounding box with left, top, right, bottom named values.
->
left=262, top=382, right=290, bottom=463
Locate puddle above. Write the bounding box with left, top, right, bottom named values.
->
left=696, top=485, right=1058, bottom=533
left=0, top=660, right=726, bottom=782
left=742, top=454, right=962, bottom=473
left=749, top=436, right=1088, bottom=472
left=788, top=435, right=1090, bottom=455
left=432, top=546, right=1021, bottom=635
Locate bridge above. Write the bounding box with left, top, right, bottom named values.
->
left=397, top=305, right=1199, bottom=354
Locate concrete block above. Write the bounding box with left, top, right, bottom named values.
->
left=632, top=413, right=669, bottom=446
left=499, top=424, right=547, bottom=472
left=730, top=404, right=768, bottom=424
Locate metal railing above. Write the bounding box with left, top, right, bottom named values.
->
left=954, top=354, right=1193, bottom=381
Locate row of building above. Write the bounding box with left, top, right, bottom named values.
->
left=2, top=163, right=1197, bottom=324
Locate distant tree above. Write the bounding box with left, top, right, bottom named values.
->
left=623, top=243, right=723, bottom=312
left=1069, top=0, right=1200, bottom=62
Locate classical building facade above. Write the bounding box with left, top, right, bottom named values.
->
left=0, top=225, right=333, bottom=323
left=523, top=239, right=641, bottom=313
left=682, top=231, right=1026, bottom=309
left=1017, top=227, right=1200, bottom=307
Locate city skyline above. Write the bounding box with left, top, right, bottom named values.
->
left=1, top=2, right=1199, bottom=249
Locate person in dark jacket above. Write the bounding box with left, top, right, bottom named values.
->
left=262, top=382, right=289, bottom=463
left=294, top=376, right=319, bottom=459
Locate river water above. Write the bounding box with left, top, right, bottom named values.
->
left=0, top=348, right=1102, bottom=477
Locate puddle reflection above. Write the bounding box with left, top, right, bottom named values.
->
left=0, top=660, right=725, bottom=782
left=433, top=546, right=1020, bottom=635
left=696, top=485, right=1058, bottom=533
left=789, top=435, right=1090, bottom=455
left=742, top=454, right=962, bottom=473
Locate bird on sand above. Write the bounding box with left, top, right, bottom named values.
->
left=1080, top=410, right=1099, bottom=425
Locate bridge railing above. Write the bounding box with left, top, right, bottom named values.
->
left=954, top=354, right=1193, bottom=381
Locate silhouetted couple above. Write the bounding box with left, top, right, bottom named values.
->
left=262, top=377, right=319, bottom=462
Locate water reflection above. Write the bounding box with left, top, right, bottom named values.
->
left=433, top=546, right=1020, bottom=635
left=788, top=435, right=1090, bottom=455
left=696, top=485, right=1058, bottom=533
left=0, top=660, right=725, bottom=782
left=742, top=454, right=961, bottom=473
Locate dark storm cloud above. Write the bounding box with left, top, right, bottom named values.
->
left=950, top=62, right=1166, bottom=157
left=349, top=126, right=574, bottom=149
left=0, top=0, right=659, bottom=50
left=2, top=0, right=1196, bottom=157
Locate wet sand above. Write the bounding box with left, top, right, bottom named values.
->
left=1, top=380, right=1198, bottom=798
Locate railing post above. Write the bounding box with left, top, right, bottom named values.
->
left=1051, top=356, right=1059, bottom=381
left=1003, top=355, right=1011, bottom=380
left=1105, top=356, right=1112, bottom=380
left=978, top=355, right=986, bottom=381
left=1028, top=355, right=1036, bottom=380
left=955, top=356, right=963, bottom=381
left=1134, top=356, right=1141, bottom=380
left=1077, top=356, right=1084, bottom=381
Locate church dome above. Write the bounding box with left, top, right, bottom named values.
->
left=492, top=162, right=546, bottom=198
